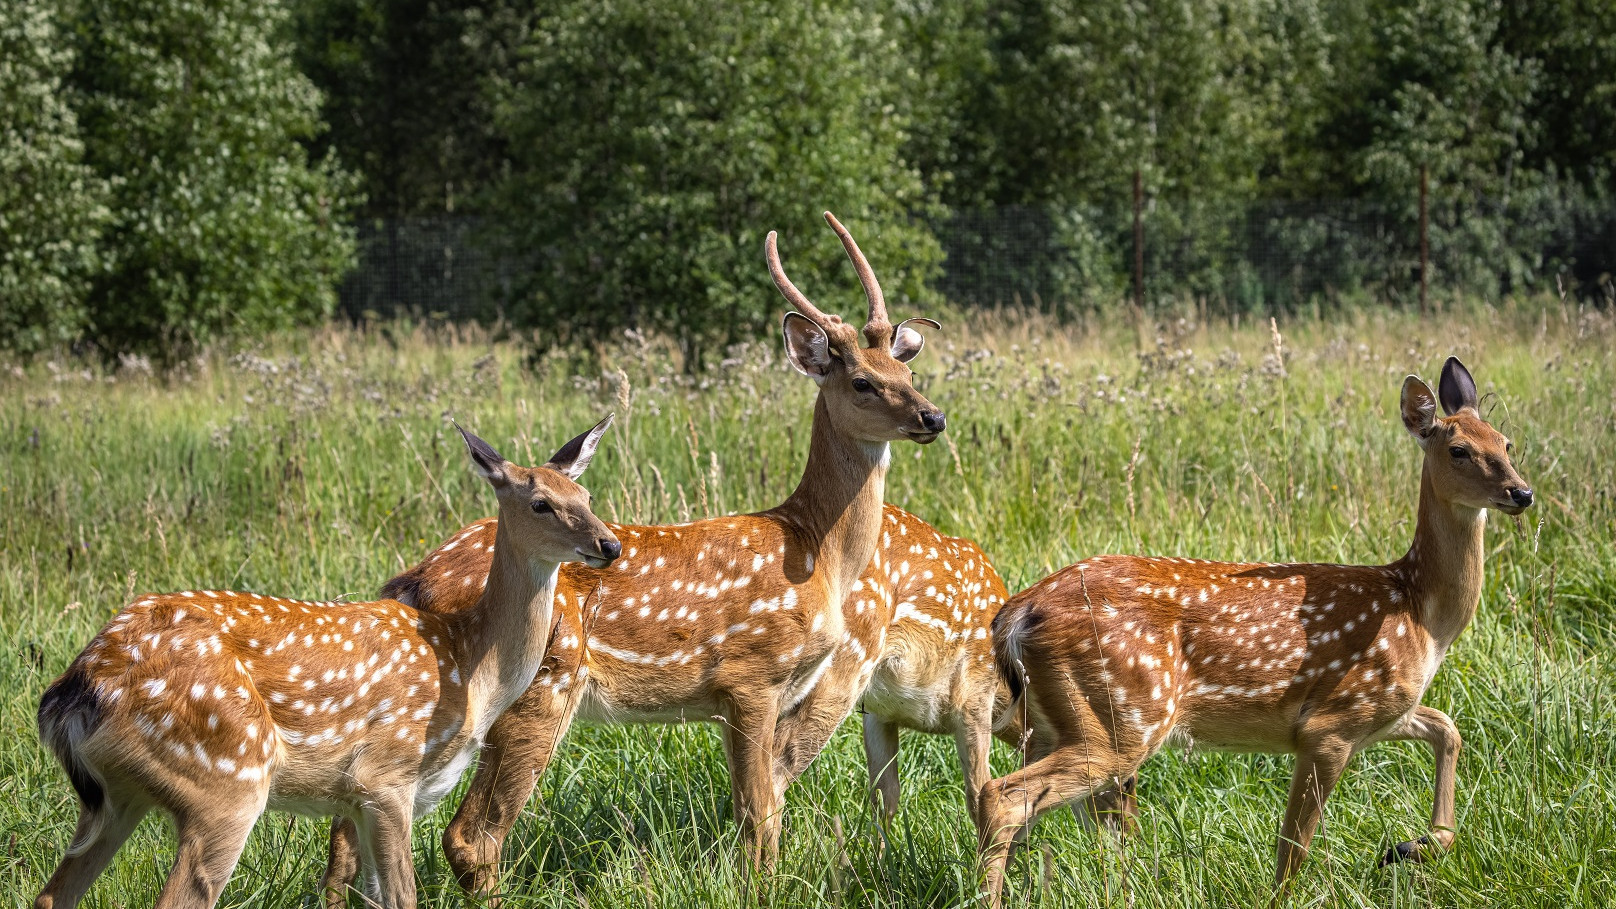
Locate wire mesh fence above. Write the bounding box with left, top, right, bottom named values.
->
left=338, top=194, right=1616, bottom=323
left=338, top=218, right=510, bottom=323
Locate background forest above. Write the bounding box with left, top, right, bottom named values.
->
left=4, top=0, right=1616, bottom=359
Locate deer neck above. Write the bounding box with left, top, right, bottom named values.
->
left=776, top=394, right=891, bottom=606
left=447, top=523, right=560, bottom=731
left=1398, top=465, right=1487, bottom=649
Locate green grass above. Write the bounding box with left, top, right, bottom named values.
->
left=2, top=301, right=1613, bottom=907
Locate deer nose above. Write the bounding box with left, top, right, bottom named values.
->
left=598, top=539, right=622, bottom=561
left=921, top=411, right=947, bottom=433
left=1509, top=487, right=1534, bottom=508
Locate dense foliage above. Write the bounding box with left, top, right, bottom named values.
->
left=0, top=0, right=356, bottom=361
left=290, top=0, right=522, bottom=218
left=5, top=0, right=1616, bottom=355
left=293, top=0, right=1616, bottom=326
left=0, top=0, right=107, bottom=354
left=489, top=0, right=940, bottom=358
left=69, top=0, right=357, bottom=361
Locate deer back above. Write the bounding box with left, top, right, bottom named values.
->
left=383, top=504, right=1009, bottom=728
left=44, top=589, right=492, bottom=806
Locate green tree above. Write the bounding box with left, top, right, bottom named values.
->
left=0, top=0, right=107, bottom=354
left=1309, top=0, right=1544, bottom=295
left=291, top=0, right=528, bottom=216
left=1499, top=0, right=1616, bottom=188
left=936, top=0, right=1316, bottom=209
left=70, top=0, right=357, bottom=360
left=490, top=0, right=941, bottom=362
left=899, top=0, right=1337, bottom=308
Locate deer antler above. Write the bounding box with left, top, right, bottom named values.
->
left=823, top=212, right=890, bottom=348
left=766, top=230, right=843, bottom=330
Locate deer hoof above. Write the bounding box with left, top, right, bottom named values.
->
left=1380, top=835, right=1434, bottom=866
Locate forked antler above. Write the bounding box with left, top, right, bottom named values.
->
left=766, top=214, right=893, bottom=349
left=766, top=230, right=843, bottom=331
left=823, top=211, right=891, bottom=348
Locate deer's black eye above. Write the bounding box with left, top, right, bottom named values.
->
left=532, top=500, right=554, bottom=515
left=1449, top=446, right=1470, bottom=460
left=851, top=377, right=874, bottom=393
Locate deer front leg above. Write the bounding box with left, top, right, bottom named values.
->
left=722, top=696, right=781, bottom=869
left=1275, top=737, right=1353, bottom=890
left=356, top=789, right=417, bottom=909
left=1378, top=705, right=1462, bottom=865
left=1080, top=775, right=1139, bottom=837
left=772, top=653, right=868, bottom=784
left=321, top=817, right=361, bottom=909
left=862, top=715, right=901, bottom=828
left=443, top=670, right=583, bottom=902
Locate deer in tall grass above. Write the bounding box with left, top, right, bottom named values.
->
left=323, top=212, right=947, bottom=901
left=979, top=357, right=1533, bottom=905
left=322, top=502, right=1014, bottom=902
left=33, top=419, right=620, bottom=909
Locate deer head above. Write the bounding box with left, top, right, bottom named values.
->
left=1400, top=357, right=1533, bottom=515
left=457, top=417, right=623, bottom=567
left=768, top=212, right=946, bottom=445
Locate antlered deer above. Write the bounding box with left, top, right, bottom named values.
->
left=978, top=357, right=1533, bottom=904
left=33, top=419, right=619, bottom=909
left=322, top=504, right=1013, bottom=902
left=323, top=212, right=948, bottom=901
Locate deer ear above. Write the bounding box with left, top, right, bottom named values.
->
left=545, top=413, right=614, bottom=480
left=782, top=312, right=833, bottom=380
left=1400, top=376, right=1439, bottom=446
left=891, top=317, right=939, bottom=363
left=457, top=423, right=509, bottom=488
left=1438, top=356, right=1478, bottom=415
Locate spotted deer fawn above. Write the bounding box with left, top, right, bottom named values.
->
left=321, top=212, right=947, bottom=901
left=978, top=357, right=1533, bottom=905
left=322, top=502, right=1012, bottom=901
left=33, top=419, right=620, bottom=909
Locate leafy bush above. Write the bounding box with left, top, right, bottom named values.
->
left=0, top=0, right=107, bottom=354
left=68, top=0, right=358, bottom=361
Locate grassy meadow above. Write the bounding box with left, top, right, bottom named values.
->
left=1, top=301, right=1613, bottom=907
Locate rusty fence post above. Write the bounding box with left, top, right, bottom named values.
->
left=1133, top=168, right=1144, bottom=311
left=1419, top=164, right=1429, bottom=312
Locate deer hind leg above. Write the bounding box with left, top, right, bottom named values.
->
left=721, top=696, right=781, bottom=869
left=443, top=670, right=583, bottom=902
left=977, top=746, right=1139, bottom=909
left=34, top=797, right=149, bottom=909
left=152, top=786, right=268, bottom=909
left=862, top=715, right=902, bottom=830
left=954, top=702, right=996, bottom=837
left=1274, top=737, right=1353, bottom=890
left=320, top=817, right=361, bottom=909
left=356, top=789, right=418, bottom=909
left=1377, top=705, right=1461, bottom=866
